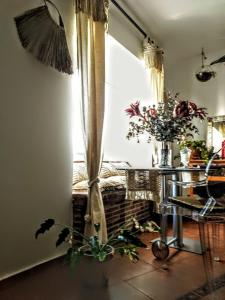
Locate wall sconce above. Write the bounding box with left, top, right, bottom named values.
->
left=195, top=48, right=216, bottom=82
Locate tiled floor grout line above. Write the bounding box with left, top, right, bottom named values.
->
left=123, top=268, right=158, bottom=282
left=124, top=279, right=155, bottom=300
left=139, top=257, right=175, bottom=273
left=139, top=259, right=162, bottom=270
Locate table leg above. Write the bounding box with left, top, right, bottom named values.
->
left=150, top=170, right=202, bottom=256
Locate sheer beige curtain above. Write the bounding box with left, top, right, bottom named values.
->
left=143, top=38, right=164, bottom=211
left=75, top=0, right=109, bottom=242
left=143, top=38, right=164, bottom=103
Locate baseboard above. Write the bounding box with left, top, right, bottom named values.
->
left=0, top=253, right=66, bottom=283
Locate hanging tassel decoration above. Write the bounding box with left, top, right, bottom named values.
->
left=14, top=0, right=73, bottom=75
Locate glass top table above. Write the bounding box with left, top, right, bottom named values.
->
left=124, top=167, right=208, bottom=257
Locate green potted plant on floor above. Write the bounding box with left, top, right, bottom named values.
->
left=35, top=219, right=147, bottom=288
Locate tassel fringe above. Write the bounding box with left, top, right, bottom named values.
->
left=126, top=190, right=160, bottom=202
left=15, top=5, right=73, bottom=74
left=75, top=0, right=109, bottom=22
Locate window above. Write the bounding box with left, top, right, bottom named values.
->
left=72, top=35, right=153, bottom=167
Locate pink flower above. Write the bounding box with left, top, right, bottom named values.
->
left=125, top=101, right=142, bottom=118
left=148, top=108, right=157, bottom=118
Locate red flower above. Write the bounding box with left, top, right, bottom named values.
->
left=125, top=94, right=207, bottom=143
left=175, top=101, right=190, bottom=118
left=148, top=108, right=157, bottom=118
left=188, top=101, right=207, bottom=119
left=195, top=108, right=207, bottom=120
left=188, top=101, right=197, bottom=112
left=125, top=101, right=142, bottom=118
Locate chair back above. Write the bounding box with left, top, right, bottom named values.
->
left=200, top=146, right=225, bottom=217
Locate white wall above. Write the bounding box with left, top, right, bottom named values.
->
left=0, top=0, right=74, bottom=280
left=165, top=48, right=225, bottom=140
left=108, top=3, right=144, bottom=59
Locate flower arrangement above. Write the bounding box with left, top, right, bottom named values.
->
left=125, top=93, right=207, bottom=143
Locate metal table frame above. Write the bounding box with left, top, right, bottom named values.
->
left=158, top=168, right=204, bottom=255
left=125, top=167, right=206, bottom=257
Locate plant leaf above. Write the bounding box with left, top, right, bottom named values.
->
left=66, top=247, right=81, bottom=270
left=35, top=219, right=55, bottom=239
left=94, top=223, right=100, bottom=233
left=117, top=245, right=140, bottom=262
left=98, top=250, right=107, bottom=262
left=119, top=230, right=147, bottom=248
left=89, top=236, right=100, bottom=250
left=56, top=228, right=70, bottom=247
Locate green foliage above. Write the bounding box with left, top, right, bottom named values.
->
left=35, top=220, right=147, bottom=268
left=179, top=140, right=214, bottom=162
left=66, top=248, right=81, bottom=270
left=117, top=245, right=139, bottom=262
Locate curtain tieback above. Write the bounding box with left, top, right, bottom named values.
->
left=85, top=178, right=100, bottom=223
left=88, top=177, right=100, bottom=188
left=84, top=214, right=91, bottom=223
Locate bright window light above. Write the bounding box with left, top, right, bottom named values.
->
left=72, top=34, right=153, bottom=167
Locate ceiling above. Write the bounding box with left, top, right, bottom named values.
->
left=120, top=0, right=225, bottom=64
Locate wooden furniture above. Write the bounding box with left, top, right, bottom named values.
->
left=72, top=191, right=152, bottom=237
left=189, top=159, right=225, bottom=167
left=208, top=176, right=225, bottom=182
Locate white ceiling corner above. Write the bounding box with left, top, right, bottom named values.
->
left=120, top=0, right=225, bottom=64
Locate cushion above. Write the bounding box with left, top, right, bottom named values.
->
left=110, top=162, right=130, bottom=176
left=100, top=163, right=119, bottom=178
left=72, top=163, right=87, bottom=185
left=73, top=175, right=126, bottom=192
left=72, top=161, right=130, bottom=187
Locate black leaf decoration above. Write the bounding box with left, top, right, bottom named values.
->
left=35, top=219, right=55, bottom=239
left=56, top=228, right=70, bottom=247
left=210, top=55, right=225, bottom=66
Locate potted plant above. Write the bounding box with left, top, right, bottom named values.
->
left=35, top=219, right=147, bottom=289
left=179, top=140, right=214, bottom=163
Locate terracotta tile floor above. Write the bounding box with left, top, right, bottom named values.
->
left=0, top=220, right=225, bottom=300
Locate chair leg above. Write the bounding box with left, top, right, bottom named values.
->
left=198, top=222, right=216, bottom=300
left=212, top=223, right=220, bottom=262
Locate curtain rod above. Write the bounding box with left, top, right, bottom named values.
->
left=110, top=0, right=147, bottom=38
left=110, top=0, right=160, bottom=49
